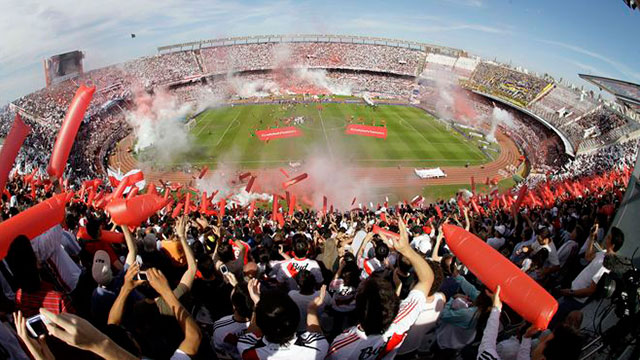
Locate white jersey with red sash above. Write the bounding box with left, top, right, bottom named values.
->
left=211, top=315, right=249, bottom=359
left=325, top=290, right=427, bottom=360
left=275, top=257, right=323, bottom=289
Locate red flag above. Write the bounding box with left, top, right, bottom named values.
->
left=282, top=173, right=308, bottom=189
left=512, top=185, right=528, bottom=214
left=435, top=205, right=443, bottom=218
left=0, top=114, right=30, bottom=192
left=471, top=176, right=476, bottom=194
left=279, top=168, right=290, bottom=178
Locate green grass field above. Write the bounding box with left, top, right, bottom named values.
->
left=160, top=102, right=492, bottom=169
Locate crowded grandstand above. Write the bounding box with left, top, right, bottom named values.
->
left=0, top=33, right=639, bottom=360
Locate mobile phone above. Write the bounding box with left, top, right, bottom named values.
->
left=26, top=315, right=48, bottom=338
left=136, top=271, right=148, bottom=281
left=220, top=265, right=229, bottom=274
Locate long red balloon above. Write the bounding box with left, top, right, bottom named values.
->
left=105, top=193, right=167, bottom=226
left=442, top=224, right=557, bottom=329
left=0, top=193, right=70, bottom=259
left=77, top=227, right=125, bottom=244
left=0, top=114, right=31, bottom=192
left=47, top=85, right=96, bottom=178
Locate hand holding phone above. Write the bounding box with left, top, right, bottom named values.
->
left=26, top=315, right=48, bottom=338
left=136, top=271, right=148, bottom=281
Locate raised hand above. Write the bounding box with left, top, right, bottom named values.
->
left=146, top=268, right=171, bottom=296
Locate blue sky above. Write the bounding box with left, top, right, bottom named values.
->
left=0, top=0, right=638, bottom=104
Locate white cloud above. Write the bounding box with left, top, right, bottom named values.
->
left=440, top=0, right=484, bottom=7
left=538, top=39, right=640, bottom=81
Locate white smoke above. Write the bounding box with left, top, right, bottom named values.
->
left=126, top=90, right=194, bottom=163
left=227, top=74, right=280, bottom=98
left=293, top=67, right=353, bottom=96
left=486, top=106, right=516, bottom=142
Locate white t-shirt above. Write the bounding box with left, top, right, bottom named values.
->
left=275, top=257, right=324, bottom=289
left=349, top=230, right=368, bottom=253
left=328, top=278, right=357, bottom=312
left=211, top=315, right=250, bottom=359
left=31, top=225, right=81, bottom=292
left=326, top=290, right=428, bottom=360
left=410, top=234, right=432, bottom=254
left=487, top=237, right=505, bottom=250
left=530, top=241, right=560, bottom=267
left=571, top=251, right=609, bottom=303
left=237, top=331, right=329, bottom=359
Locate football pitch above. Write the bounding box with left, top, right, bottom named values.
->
left=174, top=102, right=491, bottom=169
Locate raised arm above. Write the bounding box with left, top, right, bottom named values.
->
left=394, top=216, right=434, bottom=297
left=121, top=226, right=137, bottom=267
left=584, top=223, right=599, bottom=262
left=177, top=216, right=197, bottom=290
left=147, top=268, right=202, bottom=356
left=108, top=264, right=143, bottom=325
left=41, top=309, right=138, bottom=360
left=307, top=285, right=326, bottom=333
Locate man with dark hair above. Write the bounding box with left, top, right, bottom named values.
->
left=326, top=217, right=436, bottom=360
left=211, top=283, right=254, bottom=359
left=552, top=225, right=625, bottom=327
left=275, top=234, right=323, bottom=289
left=236, top=281, right=328, bottom=359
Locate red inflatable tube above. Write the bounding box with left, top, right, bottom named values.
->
left=0, top=193, right=70, bottom=259
left=442, top=224, right=557, bottom=329
left=105, top=193, right=168, bottom=226
left=271, top=194, right=278, bottom=220
left=282, top=173, right=308, bottom=189
left=171, top=202, right=184, bottom=219
left=245, top=176, right=256, bottom=193
left=248, top=200, right=256, bottom=219
left=219, top=198, right=226, bottom=217
left=77, top=227, right=125, bottom=244
left=126, top=187, right=139, bottom=199
left=47, top=85, right=96, bottom=178
left=198, top=166, right=209, bottom=179
left=288, top=194, right=296, bottom=216
left=372, top=225, right=400, bottom=240
left=0, top=114, right=30, bottom=192
left=184, top=192, right=192, bottom=215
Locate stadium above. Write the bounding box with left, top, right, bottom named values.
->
left=1, top=13, right=640, bottom=360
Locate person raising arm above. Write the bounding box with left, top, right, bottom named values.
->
left=146, top=268, right=202, bottom=359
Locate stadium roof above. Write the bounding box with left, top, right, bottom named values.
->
left=579, top=74, right=640, bottom=103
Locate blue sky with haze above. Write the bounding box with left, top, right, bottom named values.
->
left=0, top=0, right=637, bottom=104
